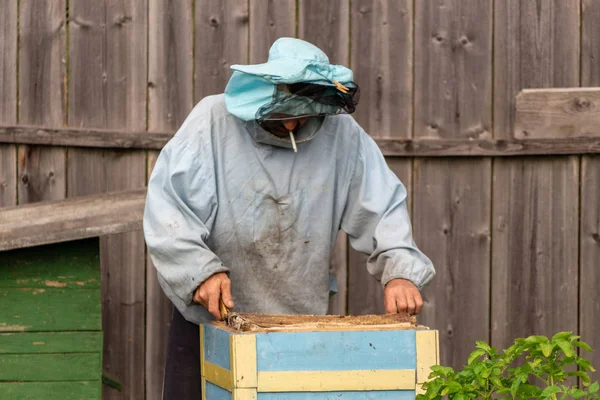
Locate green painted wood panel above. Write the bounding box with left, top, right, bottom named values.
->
left=0, top=288, right=101, bottom=332
left=0, top=239, right=100, bottom=289
left=0, top=332, right=102, bottom=354
left=0, top=381, right=101, bottom=399
left=0, top=353, right=101, bottom=381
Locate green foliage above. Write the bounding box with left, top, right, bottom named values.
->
left=417, top=332, right=599, bottom=400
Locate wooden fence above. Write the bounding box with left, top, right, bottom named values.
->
left=0, top=1, right=599, bottom=399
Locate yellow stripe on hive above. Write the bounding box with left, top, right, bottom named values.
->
left=416, top=329, right=439, bottom=385
left=257, top=369, right=416, bottom=392
left=199, top=325, right=205, bottom=376
left=230, top=333, right=257, bottom=388
left=204, top=361, right=234, bottom=391
left=232, top=388, right=258, bottom=400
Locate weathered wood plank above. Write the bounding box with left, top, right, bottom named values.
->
left=249, top=0, right=295, bottom=64
left=0, top=239, right=100, bottom=288
left=298, top=0, right=349, bottom=66
left=0, top=189, right=145, bottom=252
left=491, top=157, right=579, bottom=346
left=413, top=158, right=491, bottom=368
left=0, top=382, right=101, bottom=399
left=494, top=0, right=580, bottom=139
left=68, top=1, right=147, bottom=398
left=4, top=125, right=600, bottom=156
left=147, top=1, right=194, bottom=397
left=351, top=0, right=412, bottom=139
left=0, top=0, right=17, bottom=208
left=18, top=0, right=66, bottom=204
left=412, top=0, right=492, bottom=370
left=0, top=353, right=101, bottom=381
left=348, top=159, right=411, bottom=315
left=492, top=0, right=580, bottom=351
left=194, top=0, right=249, bottom=100
left=580, top=156, right=600, bottom=383
left=581, top=2, right=600, bottom=382
left=515, top=88, right=600, bottom=139
left=0, top=332, right=102, bottom=354
left=415, top=0, right=492, bottom=140
left=0, top=288, right=101, bottom=332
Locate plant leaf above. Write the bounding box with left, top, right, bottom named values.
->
left=541, top=386, right=561, bottom=399
left=468, top=349, right=486, bottom=365
left=556, top=339, right=575, bottom=357
left=552, top=332, right=573, bottom=342
left=590, top=382, right=599, bottom=393
left=568, top=371, right=591, bottom=386
left=540, top=342, right=555, bottom=357
left=574, top=341, right=593, bottom=352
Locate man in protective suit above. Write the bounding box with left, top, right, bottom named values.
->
left=143, top=37, right=435, bottom=399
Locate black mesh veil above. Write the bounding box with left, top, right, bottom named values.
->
left=256, top=82, right=359, bottom=133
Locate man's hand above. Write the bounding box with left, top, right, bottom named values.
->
left=384, top=278, right=423, bottom=315
left=193, top=272, right=234, bottom=319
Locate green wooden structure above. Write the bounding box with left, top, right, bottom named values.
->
left=0, top=190, right=145, bottom=399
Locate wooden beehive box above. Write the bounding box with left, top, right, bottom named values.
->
left=0, top=239, right=103, bottom=399
left=200, top=313, right=439, bottom=399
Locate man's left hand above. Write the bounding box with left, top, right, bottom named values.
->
left=384, top=278, right=423, bottom=315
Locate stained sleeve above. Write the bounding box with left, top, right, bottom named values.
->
left=340, top=129, right=435, bottom=290
left=143, top=126, right=229, bottom=311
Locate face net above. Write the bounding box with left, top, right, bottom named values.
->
left=256, top=82, right=360, bottom=134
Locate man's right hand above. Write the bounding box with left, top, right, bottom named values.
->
left=193, top=272, right=234, bottom=319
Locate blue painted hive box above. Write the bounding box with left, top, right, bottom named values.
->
left=200, top=314, right=439, bottom=399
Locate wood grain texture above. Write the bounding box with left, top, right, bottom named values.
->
left=298, top=0, right=350, bottom=66
left=351, top=0, right=412, bottom=139
left=580, top=156, right=600, bottom=383
left=413, top=158, right=491, bottom=368
left=494, top=0, right=580, bottom=139
left=491, top=157, right=579, bottom=347
left=147, top=1, right=194, bottom=396
left=415, top=0, right=492, bottom=140
left=0, top=353, right=101, bottom=381
left=18, top=0, right=66, bottom=204
left=492, top=0, right=581, bottom=352
left=194, top=0, right=249, bottom=100
left=249, top=0, right=296, bottom=64
left=348, top=159, right=411, bottom=315
left=0, top=0, right=17, bottom=208
left=68, top=1, right=147, bottom=398
left=515, top=88, right=600, bottom=139
left=0, top=189, right=145, bottom=252
left=581, top=1, right=600, bottom=383
left=0, top=332, right=102, bottom=353
left=412, top=0, right=492, bottom=370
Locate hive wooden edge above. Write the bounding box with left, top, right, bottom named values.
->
left=0, top=189, right=147, bottom=252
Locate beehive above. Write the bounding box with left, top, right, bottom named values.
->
left=0, top=239, right=103, bottom=399
left=200, top=313, right=439, bottom=399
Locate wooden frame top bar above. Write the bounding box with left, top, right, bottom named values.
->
left=0, top=189, right=146, bottom=251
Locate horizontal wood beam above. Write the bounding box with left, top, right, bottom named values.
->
left=1, top=124, right=600, bottom=156
left=0, top=189, right=146, bottom=252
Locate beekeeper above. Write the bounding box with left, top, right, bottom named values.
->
left=143, top=37, right=435, bottom=398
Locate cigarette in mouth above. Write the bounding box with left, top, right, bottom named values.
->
left=289, top=131, right=298, bottom=153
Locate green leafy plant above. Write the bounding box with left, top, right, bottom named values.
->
left=417, top=332, right=599, bottom=400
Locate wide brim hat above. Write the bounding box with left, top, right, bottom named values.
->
left=225, top=37, right=356, bottom=121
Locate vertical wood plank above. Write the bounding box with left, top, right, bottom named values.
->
left=194, top=0, right=249, bottom=101
left=492, top=0, right=580, bottom=351
left=494, top=0, right=580, bottom=140
left=412, top=0, right=492, bottom=368
left=298, top=0, right=351, bottom=314
left=414, top=0, right=492, bottom=139
left=18, top=0, right=66, bottom=204
left=413, top=158, right=491, bottom=367
left=580, top=156, right=600, bottom=382
left=348, top=159, right=412, bottom=315
left=147, top=0, right=194, bottom=397
left=298, top=0, right=350, bottom=66
left=351, top=0, right=413, bottom=139
left=0, top=0, right=18, bottom=208
left=68, top=1, right=147, bottom=398
left=581, top=0, right=600, bottom=382
left=249, top=0, right=296, bottom=64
